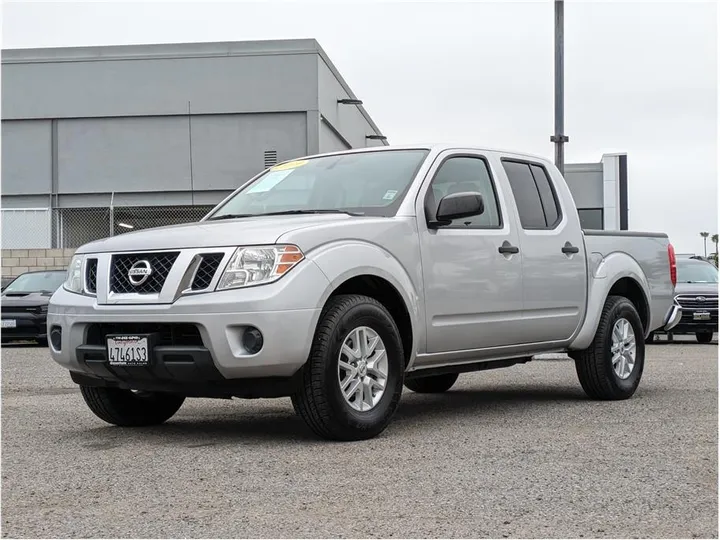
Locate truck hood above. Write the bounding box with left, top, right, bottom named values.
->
left=1, top=291, right=53, bottom=307
left=674, top=282, right=719, bottom=296
left=75, top=214, right=357, bottom=253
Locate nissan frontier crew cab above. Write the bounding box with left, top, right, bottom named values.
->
left=48, top=145, right=681, bottom=440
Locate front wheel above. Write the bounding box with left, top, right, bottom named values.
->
left=79, top=386, right=185, bottom=426
left=292, top=294, right=405, bottom=441
left=574, top=295, right=645, bottom=400
left=696, top=331, right=714, bottom=344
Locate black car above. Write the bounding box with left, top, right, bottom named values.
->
left=663, top=259, right=718, bottom=343
left=1, top=270, right=66, bottom=345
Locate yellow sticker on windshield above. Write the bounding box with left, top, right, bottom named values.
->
left=271, top=159, right=308, bottom=171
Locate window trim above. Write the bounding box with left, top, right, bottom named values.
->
left=423, top=153, right=504, bottom=230
left=500, top=157, right=563, bottom=231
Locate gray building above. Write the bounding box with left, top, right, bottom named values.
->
left=1, top=38, right=627, bottom=252
left=1, top=39, right=387, bottom=249
left=565, top=153, right=628, bottom=231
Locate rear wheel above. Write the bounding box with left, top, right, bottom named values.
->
left=404, top=373, right=458, bottom=393
left=574, top=295, right=645, bottom=400
left=79, top=386, right=185, bottom=426
left=292, top=294, right=405, bottom=441
left=696, top=331, right=714, bottom=344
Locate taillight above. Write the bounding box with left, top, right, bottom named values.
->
left=668, top=243, right=677, bottom=287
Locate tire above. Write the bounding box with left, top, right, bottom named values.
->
left=696, top=331, right=714, bottom=344
left=404, top=373, right=458, bottom=393
left=291, top=294, right=405, bottom=441
left=644, top=331, right=655, bottom=345
left=574, top=295, right=645, bottom=400
left=79, top=386, right=185, bottom=427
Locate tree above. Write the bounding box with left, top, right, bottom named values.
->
left=700, top=231, right=710, bottom=257
left=712, top=234, right=719, bottom=266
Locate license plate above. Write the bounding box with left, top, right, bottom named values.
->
left=693, top=311, right=711, bottom=321
left=107, top=335, right=150, bottom=366
left=1, top=319, right=17, bottom=329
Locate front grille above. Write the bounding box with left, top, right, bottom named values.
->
left=676, top=295, right=719, bottom=310
left=86, top=323, right=203, bottom=347
left=110, top=252, right=179, bottom=294
left=85, top=258, right=98, bottom=294
left=679, top=311, right=719, bottom=325
left=1, top=304, right=43, bottom=314
left=191, top=253, right=224, bottom=291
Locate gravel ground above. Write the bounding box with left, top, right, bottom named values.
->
left=2, top=338, right=717, bottom=539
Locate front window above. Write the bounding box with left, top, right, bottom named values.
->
left=207, top=149, right=429, bottom=220
left=3, top=271, right=66, bottom=294
left=676, top=261, right=718, bottom=283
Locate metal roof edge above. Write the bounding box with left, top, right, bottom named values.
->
left=313, top=42, right=389, bottom=146
left=1, top=38, right=323, bottom=64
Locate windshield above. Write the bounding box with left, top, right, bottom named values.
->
left=676, top=261, right=719, bottom=283
left=208, top=149, right=429, bottom=219
left=3, top=271, right=66, bottom=294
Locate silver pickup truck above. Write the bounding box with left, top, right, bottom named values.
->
left=48, top=145, right=681, bottom=440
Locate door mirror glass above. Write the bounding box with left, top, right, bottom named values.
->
left=432, top=192, right=485, bottom=227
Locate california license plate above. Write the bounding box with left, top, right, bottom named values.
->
left=107, top=335, right=150, bottom=366
left=693, top=311, right=711, bottom=321
left=1, top=319, right=17, bottom=329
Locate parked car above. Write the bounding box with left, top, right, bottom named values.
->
left=651, top=258, right=717, bottom=343
left=2, top=270, right=67, bottom=345
left=48, top=145, right=680, bottom=440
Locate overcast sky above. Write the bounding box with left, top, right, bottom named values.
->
left=3, top=0, right=717, bottom=254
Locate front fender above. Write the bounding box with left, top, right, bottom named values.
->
left=569, top=251, right=651, bottom=350
left=307, top=241, right=424, bottom=366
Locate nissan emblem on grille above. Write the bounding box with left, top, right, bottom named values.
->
left=127, top=260, right=153, bottom=286
left=696, top=296, right=706, bottom=302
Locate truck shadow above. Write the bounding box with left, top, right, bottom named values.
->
left=68, top=385, right=594, bottom=445
left=394, top=386, right=590, bottom=425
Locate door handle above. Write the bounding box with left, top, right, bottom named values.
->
left=562, top=243, right=580, bottom=254
left=498, top=242, right=520, bottom=255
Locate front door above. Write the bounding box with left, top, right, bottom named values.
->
left=417, top=152, right=524, bottom=358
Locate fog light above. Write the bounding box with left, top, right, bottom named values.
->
left=242, top=327, right=263, bottom=355
left=50, top=326, right=62, bottom=351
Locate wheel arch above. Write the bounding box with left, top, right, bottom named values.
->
left=309, top=242, right=422, bottom=369
left=570, top=252, right=652, bottom=350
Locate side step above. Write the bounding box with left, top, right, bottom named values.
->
left=406, top=356, right=532, bottom=379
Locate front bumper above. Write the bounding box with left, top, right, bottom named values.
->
left=2, top=311, right=47, bottom=342
left=47, top=261, right=329, bottom=383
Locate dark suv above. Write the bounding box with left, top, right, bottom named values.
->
left=669, top=259, right=718, bottom=343
left=1, top=270, right=66, bottom=345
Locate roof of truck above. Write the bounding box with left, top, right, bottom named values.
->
left=297, top=144, right=552, bottom=164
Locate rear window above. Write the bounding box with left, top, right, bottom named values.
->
left=502, top=160, right=562, bottom=229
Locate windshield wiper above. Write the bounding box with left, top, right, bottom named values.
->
left=206, top=214, right=255, bottom=221
left=208, top=209, right=364, bottom=221
left=257, top=209, right=365, bottom=217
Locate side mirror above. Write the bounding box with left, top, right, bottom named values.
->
left=430, top=192, right=485, bottom=228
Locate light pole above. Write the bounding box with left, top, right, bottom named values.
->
left=551, top=0, right=569, bottom=176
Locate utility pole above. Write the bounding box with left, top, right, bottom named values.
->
left=551, top=0, right=569, bottom=176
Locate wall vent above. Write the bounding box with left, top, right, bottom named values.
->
left=264, top=150, right=278, bottom=169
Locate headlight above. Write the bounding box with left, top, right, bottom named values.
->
left=64, top=255, right=84, bottom=294
left=217, top=245, right=304, bottom=290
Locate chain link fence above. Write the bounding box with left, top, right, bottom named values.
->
left=2, top=205, right=215, bottom=250
left=1, top=208, right=53, bottom=249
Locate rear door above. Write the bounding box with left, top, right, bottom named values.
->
left=500, top=158, right=586, bottom=343
left=416, top=151, right=524, bottom=358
